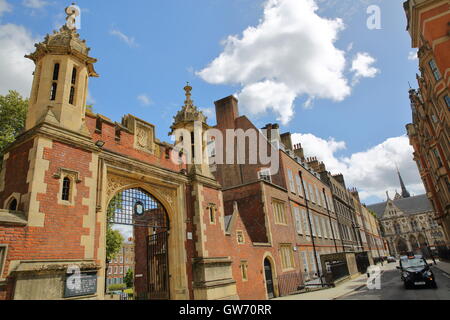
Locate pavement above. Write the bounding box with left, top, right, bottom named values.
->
left=338, top=260, right=450, bottom=300
left=274, top=263, right=390, bottom=300
left=434, top=260, right=450, bottom=276
left=275, top=260, right=450, bottom=300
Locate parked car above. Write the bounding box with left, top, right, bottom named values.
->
left=387, top=256, right=396, bottom=263
left=397, top=255, right=437, bottom=289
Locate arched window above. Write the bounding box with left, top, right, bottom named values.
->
left=69, top=86, right=75, bottom=105
left=71, top=67, right=77, bottom=85
left=62, top=177, right=71, bottom=201
left=50, top=82, right=57, bottom=101
left=8, top=198, right=18, bottom=211
left=53, top=63, right=60, bottom=81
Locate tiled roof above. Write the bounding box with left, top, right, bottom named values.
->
left=367, top=194, right=432, bottom=219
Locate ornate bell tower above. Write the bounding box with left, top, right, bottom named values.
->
left=170, top=84, right=213, bottom=178
left=25, top=5, right=99, bottom=134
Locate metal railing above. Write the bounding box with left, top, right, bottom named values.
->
left=328, top=261, right=350, bottom=283
left=437, top=245, right=450, bottom=261
left=277, top=272, right=304, bottom=297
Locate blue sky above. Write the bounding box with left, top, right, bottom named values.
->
left=0, top=0, right=425, bottom=204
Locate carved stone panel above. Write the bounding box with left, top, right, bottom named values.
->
left=106, top=174, right=177, bottom=211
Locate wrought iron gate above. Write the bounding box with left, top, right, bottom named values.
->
left=107, top=187, right=170, bottom=300
left=148, top=231, right=170, bottom=300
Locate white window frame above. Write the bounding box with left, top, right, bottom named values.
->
left=315, top=216, right=322, bottom=237
left=288, top=170, right=296, bottom=194
left=301, top=209, right=310, bottom=236
left=293, top=206, right=302, bottom=235
left=295, top=175, right=303, bottom=197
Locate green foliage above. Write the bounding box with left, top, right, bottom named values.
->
left=106, top=193, right=124, bottom=261
left=0, top=91, right=28, bottom=156
left=86, top=105, right=94, bottom=113
left=124, top=268, right=134, bottom=288
left=108, top=283, right=126, bottom=292
left=106, top=228, right=124, bottom=261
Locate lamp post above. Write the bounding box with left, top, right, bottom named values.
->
left=422, top=227, right=437, bottom=265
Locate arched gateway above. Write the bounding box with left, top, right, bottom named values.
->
left=107, top=188, right=170, bottom=300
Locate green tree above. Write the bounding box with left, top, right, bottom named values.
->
left=106, top=228, right=124, bottom=262
left=124, top=268, right=134, bottom=288
left=0, top=91, right=28, bottom=156
left=106, top=194, right=124, bottom=261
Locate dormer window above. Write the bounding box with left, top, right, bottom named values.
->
left=8, top=198, right=18, bottom=211
left=258, top=168, right=272, bottom=183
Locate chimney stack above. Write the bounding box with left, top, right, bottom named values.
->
left=293, top=143, right=305, bottom=162
left=280, top=132, right=293, bottom=151
left=215, top=95, right=239, bottom=129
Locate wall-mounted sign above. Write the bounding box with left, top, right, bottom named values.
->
left=134, top=201, right=145, bottom=216
left=64, top=272, right=97, bottom=298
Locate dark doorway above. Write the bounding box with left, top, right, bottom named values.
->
left=107, top=188, right=170, bottom=300
left=264, top=259, right=275, bottom=299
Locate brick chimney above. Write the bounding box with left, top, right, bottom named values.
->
left=215, top=95, right=239, bottom=129
left=262, top=123, right=281, bottom=146
left=280, top=132, right=293, bottom=151
left=333, top=174, right=346, bottom=187
left=293, top=143, right=305, bottom=162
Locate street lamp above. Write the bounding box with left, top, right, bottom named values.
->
left=422, top=227, right=437, bottom=265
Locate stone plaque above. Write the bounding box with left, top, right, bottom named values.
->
left=64, top=271, right=97, bottom=298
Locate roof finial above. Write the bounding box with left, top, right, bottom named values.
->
left=184, top=82, right=194, bottom=108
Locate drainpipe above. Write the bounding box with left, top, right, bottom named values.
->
left=322, top=188, right=338, bottom=253
left=299, top=170, right=324, bottom=288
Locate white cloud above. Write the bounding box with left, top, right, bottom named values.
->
left=238, top=81, right=296, bottom=124
left=408, top=50, right=418, bottom=61
left=197, top=0, right=351, bottom=125
left=110, top=28, right=138, bottom=47
left=346, top=42, right=353, bottom=52
left=350, top=52, right=380, bottom=84
left=137, top=94, right=152, bottom=106
left=0, top=23, right=37, bottom=96
left=0, top=0, right=12, bottom=17
left=200, top=107, right=215, bottom=120
left=22, top=0, right=48, bottom=9
left=87, top=92, right=96, bottom=105
left=292, top=133, right=425, bottom=203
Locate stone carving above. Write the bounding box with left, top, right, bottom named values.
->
left=137, top=128, right=148, bottom=148
left=106, top=175, right=176, bottom=210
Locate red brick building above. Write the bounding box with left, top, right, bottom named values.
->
left=0, top=6, right=379, bottom=300
left=404, top=0, right=450, bottom=242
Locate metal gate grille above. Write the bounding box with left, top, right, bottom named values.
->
left=148, top=232, right=170, bottom=300
left=107, top=187, right=170, bottom=300
left=107, top=188, right=169, bottom=228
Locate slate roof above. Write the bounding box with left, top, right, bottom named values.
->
left=367, top=194, right=432, bottom=219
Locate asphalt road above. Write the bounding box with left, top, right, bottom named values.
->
left=338, top=263, right=450, bottom=300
